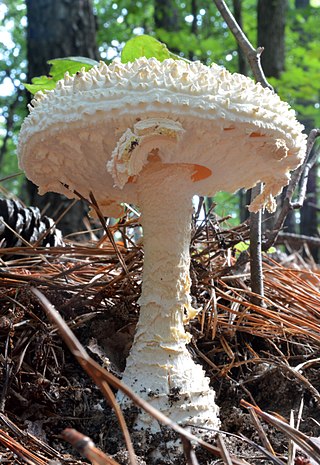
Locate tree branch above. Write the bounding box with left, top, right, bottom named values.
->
left=213, top=0, right=271, bottom=302
left=213, top=1, right=320, bottom=297
left=212, top=0, right=272, bottom=90
left=292, top=129, right=320, bottom=208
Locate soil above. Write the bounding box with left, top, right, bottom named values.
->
left=1, top=285, right=320, bottom=465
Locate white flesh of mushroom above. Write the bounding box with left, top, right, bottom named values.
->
left=17, top=56, right=307, bottom=437
left=109, top=120, right=219, bottom=430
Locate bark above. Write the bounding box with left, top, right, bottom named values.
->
left=232, top=0, right=248, bottom=76
left=233, top=0, right=249, bottom=222
left=249, top=184, right=264, bottom=305
left=295, top=0, right=310, bottom=6
left=294, top=0, right=318, bottom=261
left=26, top=0, right=99, bottom=236
left=191, top=0, right=198, bottom=35
left=257, top=0, right=294, bottom=235
left=300, top=163, right=319, bottom=261
left=257, top=0, right=287, bottom=78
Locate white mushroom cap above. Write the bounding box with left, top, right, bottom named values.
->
left=18, top=57, right=307, bottom=215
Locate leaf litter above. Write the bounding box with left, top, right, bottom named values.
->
left=0, top=201, right=320, bottom=465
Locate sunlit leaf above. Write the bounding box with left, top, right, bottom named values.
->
left=234, top=242, right=276, bottom=254
left=234, top=241, right=250, bottom=252
left=24, top=56, right=98, bottom=95
left=24, top=75, right=57, bottom=94
left=121, top=34, right=180, bottom=63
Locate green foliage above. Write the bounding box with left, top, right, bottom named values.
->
left=1, top=0, right=320, bottom=214
left=93, top=0, right=155, bottom=61
left=234, top=241, right=250, bottom=253
left=211, top=191, right=239, bottom=227
left=0, top=0, right=27, bottom=195
left=26, top=35, right=192, bottom=95
left=233, top=241, right=276, bottom=255
left=121, top=34, right=181, bottom=63
left=25, top=36, right=183, bottom=95
left=25, top=57, right=98, bottom=95
left=270, top=3, right=320, bottom=127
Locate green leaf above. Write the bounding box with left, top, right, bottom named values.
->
left=24, top=56, right=98, bottom=95
left=234, top=241, right=250, bottom=252
left=48, top=56, right=98, bottom=79
left=234, top=241, right=276, bottom=255
left=24, top=76, right=57, bottom=94
left=121, top=34, right=178, bottom=63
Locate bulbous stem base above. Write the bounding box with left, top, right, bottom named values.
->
left=118, top=162, right=219, bottom=432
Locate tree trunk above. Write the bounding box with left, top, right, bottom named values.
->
left=26, top=0, right=99, bottom=236
left=233, top=0, right=250, bottom=222
left=154, top=0, right=180, bottom=31
left=300, top=164, right=319, bottom=261
left=296, top=0, right=309, bottom=6
left=191, top=0, right=198, bottom=35
left=257, top=0, right=294, bottom=235
left=294, top=0, right=319, bottom=261
left=257, top=0, right=287, bottom=78
left=233, top=0, right=248, bottom=76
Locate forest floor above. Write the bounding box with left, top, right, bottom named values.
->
left=1, top=214, right=320, bottom=465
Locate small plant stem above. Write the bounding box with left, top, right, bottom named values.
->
left=249, top=184, right=264, bottom=305
left=213, top=0, right=270, bottom=302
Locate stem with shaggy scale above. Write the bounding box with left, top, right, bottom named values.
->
left=118, top=162, right=219, bottom=431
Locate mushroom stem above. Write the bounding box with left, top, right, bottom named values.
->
left=137, top=162, right=193, bottom=347
left=118, top=162, right=219, bottom=432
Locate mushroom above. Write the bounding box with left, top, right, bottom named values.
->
left=18, top=57, right=306, bottom=433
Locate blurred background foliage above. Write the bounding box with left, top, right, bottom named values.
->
left=0, top=0, right=319, bottom=230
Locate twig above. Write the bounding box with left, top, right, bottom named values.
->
left=249, top=185, right=264, bottom=304
left=293, top=129, right=320, bottom=208
left=180, top=435, right=200, bottom=465
left=213, top=1, right=320, bottom=299
left=71, top=187, right=129, bottom=276
left=31, top=288, right=138, bottom=465
left=212, top=0, right=272, bottom=89
left=275, top=232, right=320, bottom=248
left=212, top=1, right=272, bottom=302
left=0, top=413, right=60, bottom=459
left=0, top=429, right=47, bottom=465
left=287, top=398, right=304, bottom=465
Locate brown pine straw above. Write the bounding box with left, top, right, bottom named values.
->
left=209, top=261, right=320, bottom=344
left=0, top=429, right=48, bottom=465
left=1, top=210, right=320, bottom=464
left=0, top=215, right=320, bottom=349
